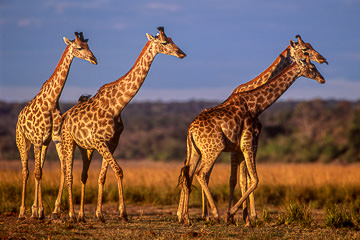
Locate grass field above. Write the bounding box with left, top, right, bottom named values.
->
left=1, top=159, right=360, bottom=239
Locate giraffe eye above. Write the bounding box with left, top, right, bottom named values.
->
left=77, top=47, right=84, bottom=50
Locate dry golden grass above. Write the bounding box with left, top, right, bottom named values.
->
left=1, top=160, right=360, bottom=239
left=1, top=159, right=360, bottom=209
left=2, top=159, right=360, bottom=193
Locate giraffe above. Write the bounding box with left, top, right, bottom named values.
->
left=16, top=32, right=97, bottom=220
left=59, top=27, right=186, bottom=222
left=177, top=36, right=327, bottom=226
left=200, top=35, right=328, bottom=222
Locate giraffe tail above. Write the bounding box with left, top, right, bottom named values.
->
left=177, top=131, right=197, bottom=191
left=177, top=165, right=191, bottom=190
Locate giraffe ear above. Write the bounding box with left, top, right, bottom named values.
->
left=146, top=33, right=155, bottom=42
left=290, top=40, right=296, bottom=48
left=63, top=37, right=73, bottom=46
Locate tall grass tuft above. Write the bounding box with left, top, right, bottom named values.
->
left=277, top=201, right=313, bottom=227
left=325, top=205, right=355, bottom=228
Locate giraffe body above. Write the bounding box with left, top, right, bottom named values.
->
left=16, top=32, right=97, bottom=220
left=201, top=35, right=328, bottom=223
left=59, top=27, right=186, bottom=222
left=177, top=36, right=327, bottom=225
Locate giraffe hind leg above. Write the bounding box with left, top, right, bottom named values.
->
left=16, top=132, right=31, bottom=220
left=177, top=139, right=201, bottom=225
left=225, top=151, right=242, bottom=224
left=96, top=143, right=127, bottom=222
left=194, top=152, right=221, bottom=223
left=36, top=144, right=48, bottom=220
left=228, top=137, right=259, bottom=221
left=78, top=148, right=93, bottom=222
left=31, top=143, right=47, bottom=220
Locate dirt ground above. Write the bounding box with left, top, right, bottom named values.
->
left=1, top=204, right=359, bottom=240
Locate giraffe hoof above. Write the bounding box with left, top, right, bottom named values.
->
left=184, top=219, right=192, bottom=226
left=69, top=216, right=77, bottom=223
left=225, top=213, right=235, bottom=225
left=78, top=216, right=86, bottom=223
left=118, top=215, right=128, bottom=222
left=97, top=215, right=105, bottom=223
left=17, top=215, right=26, bottom=221
left=38, top=213, right=45, bottom=220
left=50, top=212, right=61, bottom=220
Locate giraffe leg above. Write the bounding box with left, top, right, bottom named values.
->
left=201, top=190, right=208, bottom=219
left=16, top=132, right=30, bottom=220
left=201, top=165, right=214, bottom=220
left=96, top=159, right=108, bottom=222
left=36, top=144, right=48, bottom=220
left=95, top=136, right=121, bottom=222
left=227, top=131, right=259, bottom=221
left=194, top=152, right=221, bottom=223
left=62, top=130, right=76, bottom=222
left=51, top=141, right=65, bottom=219
left=239, top=161, right=251, bottom=226
left=51, top=109, right=65, bottom=219
left=97, top=143, right=127, bottom=222
left=78, top=148, right=93, bottom=222
left=31, top=143, right=44, bottom=220
left=245, top=166, right=257, bottom=223
left=177, top=137, right=200, bottom=225
left=225, top=152, right=242, bottom=224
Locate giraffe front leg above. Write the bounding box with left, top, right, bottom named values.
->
left=51, top=110, right=65, bottom=219
left=51, top=141, right=65, bottom=219
left=62, top=130, right=76, bottom=222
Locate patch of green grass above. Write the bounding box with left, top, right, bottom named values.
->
left=325, top=205, right=355, bottom=228
left=277, top=201, right=312, bottom=227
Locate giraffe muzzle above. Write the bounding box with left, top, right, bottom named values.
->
left=90, top=56, right=98, bottom=65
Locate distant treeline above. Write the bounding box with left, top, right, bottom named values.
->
left=1, top=99, right=359, bottom=163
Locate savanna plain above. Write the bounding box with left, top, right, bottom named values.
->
left=1, top=159, right=359, bottom=239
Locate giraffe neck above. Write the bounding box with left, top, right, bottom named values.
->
left=205, top=46, right=293, bottom=112
left=231, top=45, right=292, bottom=94
left=93, top=41, right=157, bottom=116
left=37, top=45, right=74, bottom=107
left=241, top=63, right=301, bottom=116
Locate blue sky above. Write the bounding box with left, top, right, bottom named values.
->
left=1, top=0, right=359, bottom=103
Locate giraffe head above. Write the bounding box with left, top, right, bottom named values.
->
left=299, top=53, right=325, bottom=84
left=63, top=32, right=98, bottom=65
left=146, top=27, right=186, bottom=59
left=290, top=35, right=328, bottom=65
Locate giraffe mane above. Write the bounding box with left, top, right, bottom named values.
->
left=39, top=45, right=72, bottom=93
left=94, top=41, right=153, bottom=97
left=231, top=45, right=291, bottom=94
